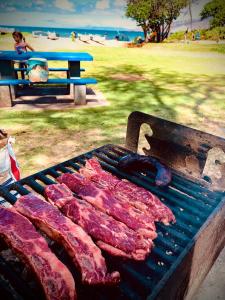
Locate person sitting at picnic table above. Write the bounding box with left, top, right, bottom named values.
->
left=12, top=31, right=34, bottom=54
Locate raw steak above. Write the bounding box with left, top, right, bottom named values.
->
left=57, top=173, right=157, bottom=239
left=80, top=158, right=175, bottom=224
left=14, top=194, right=120, bottom=285
left=0, top=206, right=76, bottom=300
left=45, top=183, right=151, bottom=260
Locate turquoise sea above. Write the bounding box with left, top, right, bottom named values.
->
left=0, top=25, right=144, bottom=41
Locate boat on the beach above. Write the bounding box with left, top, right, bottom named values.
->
left=79, top=34, right=106, bottom=43
left=47, top=32, right=59, bottom=40
left=0, top=27, right=15, bottom=34
left=91, top=35, right=106, bottom=43
left=79, top=34, right=91, bottom=42
left=32, top=31, right=48, bottom=38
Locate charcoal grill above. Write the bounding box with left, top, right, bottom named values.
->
left=0, top=111, right=225, bottom=300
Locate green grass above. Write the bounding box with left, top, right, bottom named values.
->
left=0, top=42, right=225, bottom=177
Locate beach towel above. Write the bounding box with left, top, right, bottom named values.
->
left=0, top=137, right=20, bottom=207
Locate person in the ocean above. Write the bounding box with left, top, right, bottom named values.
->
left=12, top=31, right=34, bottom=54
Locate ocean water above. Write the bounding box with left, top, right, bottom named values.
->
left=0, top=25, right=144, bottom=41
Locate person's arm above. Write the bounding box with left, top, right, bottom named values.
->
left=26, top=43, right=34, bottom=51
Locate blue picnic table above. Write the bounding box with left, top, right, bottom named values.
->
left=0, top=51, right=93, bottom=78
left=0, top=51, right=96, bottom=106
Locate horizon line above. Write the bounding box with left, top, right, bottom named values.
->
left=0, top=24, right=143, bottom=31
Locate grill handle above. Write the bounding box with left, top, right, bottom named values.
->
left=125, top=111, right=225, bottom=191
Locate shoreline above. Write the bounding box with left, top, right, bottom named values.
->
left=0, top=34, right=224, bottom=53
left=0, top=35, right=127, bottom=51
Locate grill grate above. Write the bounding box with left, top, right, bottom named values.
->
left=0, top=144, right=224, bottom=300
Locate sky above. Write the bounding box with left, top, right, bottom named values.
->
left=0, top=0, right=210, bottom=30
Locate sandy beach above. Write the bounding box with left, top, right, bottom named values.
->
left=0, top=33, right=223, bottom=53
left=0, top=35, right=126, bottom=51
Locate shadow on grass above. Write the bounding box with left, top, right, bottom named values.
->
left=1, top=65, right=225, bottom=142
left=1, top=64, right=225, bottom=176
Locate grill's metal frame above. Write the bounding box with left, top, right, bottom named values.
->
left=0, top=111, right=225, bottom=300
left=126, top=111, right=225, bottom=192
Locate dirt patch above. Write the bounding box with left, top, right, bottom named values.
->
left=14, top=128, right=107, bottom=178
left=110, top=73, right=146, bottom=82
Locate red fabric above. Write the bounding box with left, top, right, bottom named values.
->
left=9, top=154, right=20, bottom=181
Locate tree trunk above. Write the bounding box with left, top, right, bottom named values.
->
left=161, top=22, right=165, bottom=42
left=156, top=25, right=161, bottom=43
left=141, top=25, right=148, bottom=41
left=143, top=28, right=147, bottom=40
left=188, top=0, right=193, bottom=31
left=163, top=21, right=172, bottom=40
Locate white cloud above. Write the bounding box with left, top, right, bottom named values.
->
left=54, top=0, right=75, bottom=12
left=96, top=0, right=109, bottom=10
left=114, top=0, right=125, bottom=8
left=0, top=9, right=139, bottom=30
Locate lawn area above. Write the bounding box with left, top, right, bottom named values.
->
left=0, top=42, right=225, bottom=177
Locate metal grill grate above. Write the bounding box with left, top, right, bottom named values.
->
left=0, top=144, right=224, bottom=300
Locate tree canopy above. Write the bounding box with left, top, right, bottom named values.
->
left=126, top=0, right=188, bottom=42
left=201, top=0, right=225, bottom=28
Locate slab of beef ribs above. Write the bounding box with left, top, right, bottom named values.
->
left=45, top=183, right=151, bottom=260
left=0, top=206, right=76, bottom=300
left=80, top=158, right=175, bottom=225
left=57, top=173, right=156, bottom=240
left=14, top=194, right=120, bottom=285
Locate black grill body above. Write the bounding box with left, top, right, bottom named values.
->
left=0, top=143, right=224, bottom=300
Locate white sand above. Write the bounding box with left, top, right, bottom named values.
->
left=0, top=35, right=126, bottom=51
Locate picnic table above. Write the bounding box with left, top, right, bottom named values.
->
left=0, top=51, right=97, bottom=107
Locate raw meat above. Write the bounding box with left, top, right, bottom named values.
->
left=0, top=206, right=76, bottom=300
left=80, top=158, right=175, bottom=225
left=14, top=194, right=120, bottom=285
left=45, top=183, right=151, bottom=260
left=57, top=173, right=157, bottom=239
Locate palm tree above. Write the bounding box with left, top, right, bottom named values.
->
left=188, top=0, right=193, bottom=31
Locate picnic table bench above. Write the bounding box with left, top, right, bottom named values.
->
left=0, top=51, right=97, bottom=107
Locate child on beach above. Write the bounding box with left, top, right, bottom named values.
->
left=12, top=31, right=34, bottom=54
